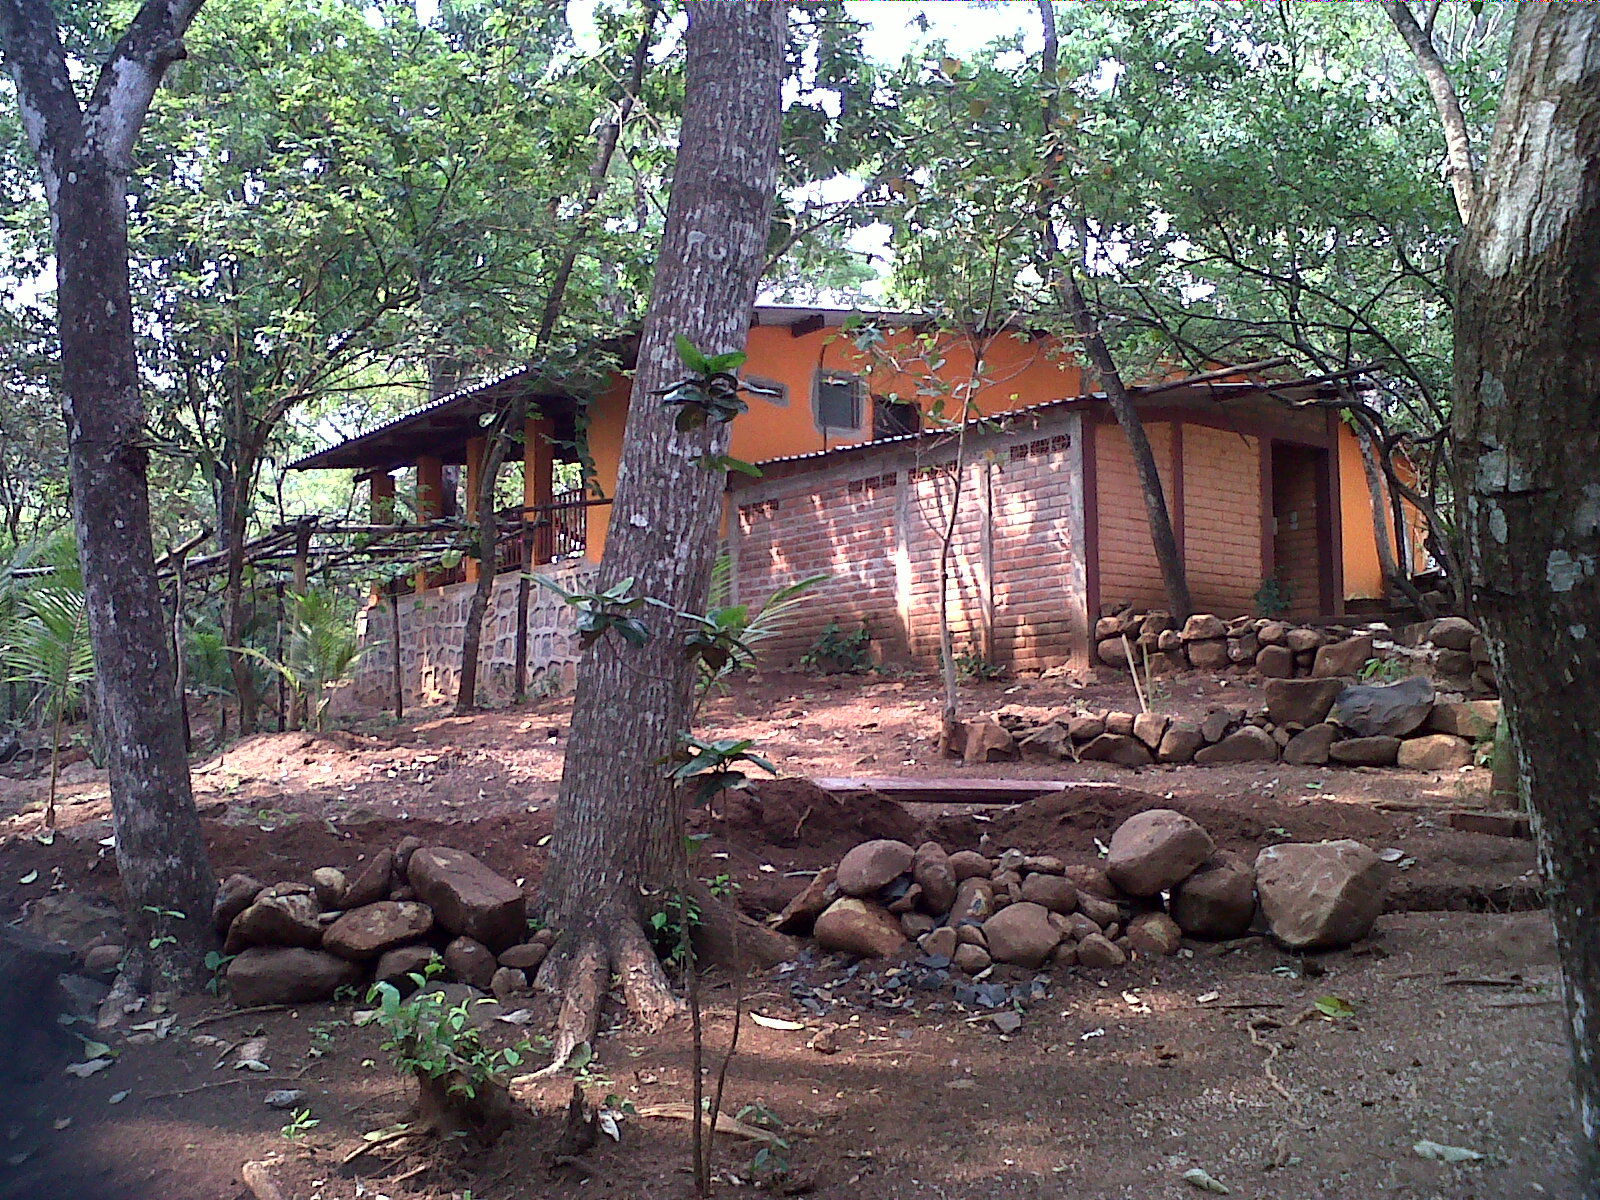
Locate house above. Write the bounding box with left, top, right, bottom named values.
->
left=290, top=305, right=1423, bottom=706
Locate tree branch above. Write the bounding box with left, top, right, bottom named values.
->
left=84, top=0, right=206, bottom=167
left=1380, top=0, right=1479, bottom=224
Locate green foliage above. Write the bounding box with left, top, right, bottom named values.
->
left=668, top=735, right=777, bottom=806
left=800, top=620, right=873, bottom=673
left=533, top=573, right=651, bottom=649
left=735, top=1103, right=792, bottom=1180
left=2, top=578, right=93, bottom=719
left=656, top=336, right=755, bottom=432
left=1358, top=657, right=1410, bottom=684
left=1254, top=575, right=1294, bottom=619
left=237, top=588, right=363, bottom=730
left=646, top=894, right=702, bottom=968
left=952, top=647, right=1004, bottom=682
left=280, top=1109, right=319, bottom=1141
left=367, top=975, right=536, bottom=1100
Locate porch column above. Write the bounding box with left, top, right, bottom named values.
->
left=463, top=435, right=487, bottom=583
left=368, top=471, right=396, bottom=524
left=524, top=417, right=555, bottom=564
left=415, top=454, right=445, bottom=591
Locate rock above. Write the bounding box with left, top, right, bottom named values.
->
left=373, top=945, right=440, bottom=988
left=1065, top=863, right=1117, bottom=901
left=323, top=902, right=433, bottom=961
left=310, top=867, right=347, bottom=910
left=407, top=847, right=526, bottom=951
left=1328, top=674, right=1435, bottom=738
left=1255, top=645, right=1295, bottom=678
left=213, top=875, right=265, bottom=935
left=961, top=718, right=1014, bottom=765
left=1327, top=736, right=1399, bottom=766
left=393, top=837, right=424, bottom=872
left=1018, top=723, right=1072, bottom=761
left=911, top=843, right=959, bottom=916
left=1104, top=711, right=1136, bottom=736
left=774, top=866, right=838, bottom=934
left=956, top=922, right=987, bottom=947
left=1096, top=612, right=1133, bottom=639
left=1198, top=708, right=1235, bottom=743
left=950, top=877, right=996, bottom=925
left=901, top=912, right=935, bottom=938
left=1258, top=621, right=1289, bottom=646
left=813, top=898, right=907, bottom=958
left=1471, top=634, right=1492, bottom=664
left=1228, top=632, right=1260, bottom=663
left=1020, top=873, right=1077, bottom=914
left=982, top=902, right=1060, bottom=968
left=836, top=839, right=915, bottom=897
left=1105, top=809, right=1215, bottom=896
left=1429, top=616, right=1477, bottom=652
left=1096, top=637, right=1133, bottom=668
left=1075, top=933, right=1126, bottom=969
left=1446, top=809, right=1532, bottom=839
left=1022, top=854, right=1065, bottom=874
left=887, top=883, right=922, bottom=914
left=24, top=893, right=123, bottom=958
left=1194, top=726, right=1278, bottom=765
left=948, top=850, right=993, bottom=881
left=229, top=886, right=324, bottom=950
left=1181, top=613, right=1226, bottom=641
left=490, top=966, right=528, bottom=1003
left=1434, top=649, right=1475, bottom=676
left=1264, top=677, right=1345, bottom=727
left=1312, top=633, right=1375, bottom=678
left=1171, top=851, right=1256, bottom=939
left=1157, top=628, right=1182, bottom=652
left=921, top=926, right=959, bottom=960
left=1187, top=639, right=1230, bottom=669
left=1066, top=713, right=1106, bottom=742
left=1048, top=941, right=1078, bottom=968
left=82, top=943, right=124, bottom=977
left=494, top=942, right=547, bottom=973
left=264, top=1089, right=306, bottom=1110
left=1078, top=733, right=1153, bottom=767
left=1285, top=626, right=1327, bottom=653
left=226, top=947, right=362, bottom=1006
left=1126, top=912, right=1182, bottom=957
left=1283, top=722, right=1338, bottom=766
left=1132, top=712, right=1170, bottom=751
left=444, top=936, right=498, bottom=990
left=1428, top=699, right=1501, bottom=740
left=340, top=850, right=395, bottom=910
left=1398, top=733, right=1473, bottom=771
left=952, top=943, right=991, bottom=974
left=1141, top=611, right=1174, bottom=637
left=1255, top=840, right=1390, bottom=950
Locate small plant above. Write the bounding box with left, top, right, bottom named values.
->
left=141, top=905, right=185, bottom=952
left=1254, top=574, right=1294, bottom=618
left=705, top=873, right=740, bottom=899
left=647, top=892, right=703, bottom=966
left=1358, top=656, right=1409, bottom=683
left=952, top=647, right=1003, bottom=682
left=736, top=1103, right=791, bottom=1180
left=280, top=1108, right=319, bottom=1141
left=532, top=574, right=651, bottom=649
left=669, top=734, right=777, bottom=805
left=306, top=1019, right=342, bottom=1058
left=800, top=620, right=872, bottom=673
left=203, top=950, right=235, bottom=995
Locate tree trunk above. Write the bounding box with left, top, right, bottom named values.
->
left=1380, top=0, right=1480, bottom=224
left=1453, top=6, right=1600, bottom=1182
left=1034, top=0, right=1191, bottom=622
left=533, top=0, right=788, bottom=1066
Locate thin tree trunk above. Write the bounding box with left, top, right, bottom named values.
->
left=1380, top=0, right=1480, bottom=224
left=1355, top=422, right=1403, bottom=594
left=1453, top=6, right=1600, bottom=1182
left=454, top=0, right=659, bottom=714
left=533, top=0, right=788, bottom=1067
left=1034, top=1, right=1191, bottom=621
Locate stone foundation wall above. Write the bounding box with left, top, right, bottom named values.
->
left=351, top=561, right=596, bottom=710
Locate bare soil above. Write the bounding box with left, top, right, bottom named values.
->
left=0, top=669, right=1575, bottom=1199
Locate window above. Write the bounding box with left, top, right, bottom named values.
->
left=873, top=397, right=922, bottom=440
left=744, top=374, right=788, bottom=407
left=813, top=370, right=864, bottom=433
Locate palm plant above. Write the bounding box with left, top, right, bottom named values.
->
left=701, top=553, right=828, bottom=685
left=240, top=588, right=364, bottom=731
left=3, top=577, right=94, bottom=828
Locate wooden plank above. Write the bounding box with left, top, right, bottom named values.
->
left=810, top=776, right=1076, bottom=805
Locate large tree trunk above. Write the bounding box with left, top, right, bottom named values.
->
left=1034, top=0, right=1191, bottom=621
left=1453, top=6, right=1600, bottom=1183
left=533, top=0, right=787, bottom=1066
left=2, top=0, right=217, bottom=989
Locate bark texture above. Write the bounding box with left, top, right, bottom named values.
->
left=1381, top=0, right=1480, bottom=223
left=1453, top=6, right=1600, bottom=1181
left=2, top=0, right=217, bottom=986
left=534, top=0, right=788, bottom=1063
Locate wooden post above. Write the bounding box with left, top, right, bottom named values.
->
left=415, top=455, right=445, bottom=592
left=369, top=472, right=395, bottom=524
left=463, top=436, right=486, bottom=583
left=524, top=417, right=556, bottom=564
left=388, top=589, right=405, bottom=722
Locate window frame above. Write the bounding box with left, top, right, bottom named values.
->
left=812, top=369, right=865, bottom=435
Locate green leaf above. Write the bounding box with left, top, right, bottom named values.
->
left=1313, top=995, right=1355, bottom=1020
left=674, top=334, right=710, bottom=374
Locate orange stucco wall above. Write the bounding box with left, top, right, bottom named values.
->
left=1337, top=423, right=1428, bottom=602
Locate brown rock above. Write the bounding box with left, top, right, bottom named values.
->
left=1285, top=627, right=1327, bottom=653
left=1126, top=912, right=1182, bottom=957
left=836, top=839, right=915, bottom=897
left=1328, top=736, right=1401, bottom=766
left=1078, top=733, right=1153, bottom=767
left=1427, top=699, right=1501, bottom=740
left=322, top=901, right=434, bottom=961
left=341, top=850, right=395, bottom=910
left=982, top=902, right=1061, bottom=968
left=1446, top=810, right=1532, bottom=839
left=1157, top=628, right=1183, bottom=653
left=1255, top=645, right=1295, bottom=678
left=1255, top=840, right=1389, bottom=950
left=1097, top=638, right=1133, bottom=668
left=1181, top=613, right=1226, bottom=641
left=226, top=947, right=361, bottom=1006
left=1187, top=639, right=1230, bottom=669
left=443, top=936, right=498, bottom=990
left=921, top=926, right=959, bottom=960
left=948, top=850, right=993, bottom=881
left=1435, top=648, right=1475, bottom=676
left=1264, top=677, right=1345, bottom=727
left=1132, top=712, right=1170, bottom=751
left=229, top=886, right=324, bottom=950
left=374, top=945, right=440, bottom=988
left=498, top=942, right=549, bottom=971
left=1428, top=616, right=1477, bottom=652
left=491, top=966, right=529, bottom=1003
left=393, top=837, right=424, bottom=872
left=813, top=898, right=907, bottom=958
left=1228, top=632, right=1260, bottom=663
left=1284, top=722, right=1338, bottom=766
left=1313, top=634, right=1375, bottom=678
left=1022, top=855, right=1065, bottom=874
left=1065, top=864, right=1117, bottom=901
left=912, top=843, right=959, bottom=916
left=1048, top=941, right=1078, bottom=968
left=1258, top=621, right=1289, bottom=646
left=1104, top=711, right=1136, bottom=736
left=1105, top=809, right=1215, bottom=896
left=950, top=877, right=996, bottom=926
left=773, top=866, right=838, bottom=934
left=1066, top=713, right=1106, bottom=742
left=901, top=912, right=935, bottom=938
left=1018, top=723, right=1072, bottom=761
left=408, top=847, right=526, bottom=951
left=310, top=867, right=347, bottom=910
left=1397, top=733, right=1473, bottom=771
left=962, top=718, right=1014, bottom=765
left=952, top=943, right=992, bottom=974
left=1063, top=912, right=1101, bottom=941
left=1198, top=708, right=1236, bottom=743
left=1171, top=851, right=1256, bottom=939
left=1075, top=933, right=1127, bottom=969
left=956, top=923, right=988, bottom=948
left=1471, top=634, right=1491, bottom=664
left=1020, top=873, right=1077, bottom=914
left=1194, top=726, right=1278, bottom=765
left=212, top=874, right=264, bottom=935
left=887, top=883, right=923, bottom=914
left=82, top=943, right=124, bottom=977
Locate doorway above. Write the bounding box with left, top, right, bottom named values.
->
left=1270, top=443, right=1331, bottom=619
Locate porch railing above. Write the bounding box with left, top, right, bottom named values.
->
left=434, top=491, right=610, bottom=586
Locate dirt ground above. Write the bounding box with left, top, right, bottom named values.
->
left=0, top=668, right=1577, bottom=1199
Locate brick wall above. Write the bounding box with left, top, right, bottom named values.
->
left=1094, top=420, right=1177, bottom=612
left=1181, top=424, right=1264, bottom=614
left=1272, top=447, right=1324, bottom=619
left=730, top=416, right=1090, bottom=671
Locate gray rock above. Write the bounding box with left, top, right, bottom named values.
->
left=1284, top=722, right=1338, bottom=765
left=373, top=944, right=440, bottom=988
left=1018, top=723, right=1072, bottom=761
left=212, top=874, right=265, bottom=935
left=1198, top=708, right=1236, bottom=743
left=1264, top=677, right=1345, bottom=727
left=1329, top=674, right=1435, bottom=738
left=1255, top=840, right=1389, bottom=950
left=264, top=1089, right=305, bottom=1110
left=229, top=886, right=324, bottom=950
left=1194, top=726, right=1278, bottom=765
left=408, top=846, right=526, bottom=951
left=1171, top=851, right=1256, bottom=939
left=1105, top=809, right=1214, bottom=897
left=837, top=839, right=915, bottom=897
left=226, top=947, right=361, bottom=1006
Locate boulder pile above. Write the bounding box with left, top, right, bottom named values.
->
left=777, top=811, right=1391, bottom=973
left=962, top=676, right=1498, bottom=771
left=215, top=840, right=548, bottom=1006
left=1094, top=609, right=1496, bottom=695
